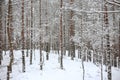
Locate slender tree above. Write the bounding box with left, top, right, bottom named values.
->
left=26, top=1, right=30, bottom=57
left=104, top=0, right=112, bottom=80
left=26, top=15, right=29, bottom=57
left=45, top=0, right=50, bottom=60
left=7, top=0, right=14, bottom=72
left=30, top=0, right=33, bottom=65
left=63, top=9, right=66, bottom=56
left=4, top=14, right=7, bottom=55
left=80, top=2, right=85, bottom=79
left=112, top=0, right=117, bottom=67
left=60, top=0, right=63, bottom=69
left=118, top=17, right=120, bottom=67
left=0, top=0, right=3, bottom=65
left=69, top=0, right=75, bottom=60
left=39, top=0, right=43, bottom=70
left=21, top=0, right=25, bottom=72
left=101, top=12, right=104, bottom=80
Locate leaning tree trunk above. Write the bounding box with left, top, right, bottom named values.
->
left=21, top=0, right=25, bottom=72
left=104, top=0, right=112, bottom=80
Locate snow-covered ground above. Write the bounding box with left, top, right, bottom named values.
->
left=0, top=50, right=120, bottom=80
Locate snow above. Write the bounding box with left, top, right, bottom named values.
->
left=0, top=50, right=120, bottom=80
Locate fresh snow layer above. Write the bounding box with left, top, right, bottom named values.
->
left=0, top=50, right=120, bottom=80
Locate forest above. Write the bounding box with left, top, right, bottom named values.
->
left=0, top=0, right=120, bottom=80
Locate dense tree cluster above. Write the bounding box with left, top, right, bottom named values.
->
left=0, top=0, right=120, bottom=80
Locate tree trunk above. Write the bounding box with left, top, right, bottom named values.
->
left=60, top=0, right=63, bottom=69
left=45, top=0, right=50, bottom=60
left=82, top=57, right=85, bottom=80
left=118, top=18, right=120, bottom=67
left=7, top=65, right=10, bottom=80
left=4, top=15, right=7, bottom=55
left=26, top=15, right=29, bottom=57
left=7, top=0, right=14, bottom=72
left=104, top=0, right=112, bottom=80
left=30, top=0, right=33, bottom=65
left=0, top=0, right=3, bottom=65
left=70, top=0, right=75, bottom=60
left=21, top=0, right=25, bottom=72
left=101, top=10, right=104, bottom=80
left=63, top=9, right=66, bottom=56
left=63, top=25, right=66, bottom=56
left=39, top=0, right=43, bottom=70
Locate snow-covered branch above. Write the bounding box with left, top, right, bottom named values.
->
left=106, top=0, right=120, bottom=7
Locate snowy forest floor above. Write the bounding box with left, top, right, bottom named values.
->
left=0, top=50, right=120, bottom=80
